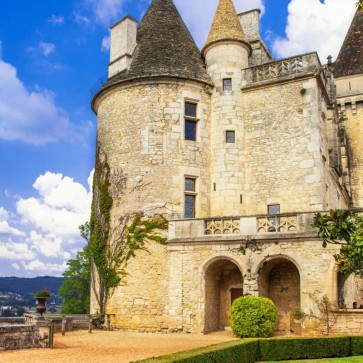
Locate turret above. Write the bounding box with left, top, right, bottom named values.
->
left=202, top=0, right=251, bottom=216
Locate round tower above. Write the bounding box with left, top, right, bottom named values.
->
left=91, top=0, right=213, bottom=331
left=202, top=0, right=251, bottom=216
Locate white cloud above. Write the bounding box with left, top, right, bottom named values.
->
left=74, top=12, right=91, bottom=26
left=16, top=171, right=92, bottom=236
left=11, top=263, right=20, bottom=271
left=48, top=15, right=65, bottom=25
left=0, top=207, right=8, bottom=220
left=0, top=240, right=35, bottom=260
left=101, top=35, right=110, bottom=52
left=0, top=221, right=25, bottom=236
left=0, top=54, right=90, bottom=144
left=28, top=231, right=71, bottom=259
left=86, top=0, right=126, bottom=26
left=0, top=206, right=25, bottom=236
left=174, top=0, right=265, bottom=49
left=21, top=259, right=67, bottom=274
left=272, top=0, right=357, bottom=61
left=28, top=42, right=56, bottom=57
left=39, top=42, right=56, bottom=57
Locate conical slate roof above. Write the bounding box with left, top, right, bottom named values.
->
left=334, top=6, right=363, bottom=78
left=106, top=0, right=212, bottom=86
left=202, top=0, right=248, bottom=54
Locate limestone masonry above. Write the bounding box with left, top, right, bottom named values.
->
left=91, top=0, right=363, bottom=336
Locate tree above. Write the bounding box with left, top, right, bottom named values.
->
left=58, top=224, right=91, bottom=314
left=313, top=209, right=363, bottom=276
left=307, top=294, right=339, bottom=336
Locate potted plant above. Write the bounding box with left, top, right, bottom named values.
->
left=34, top=288, right=51, bottom=317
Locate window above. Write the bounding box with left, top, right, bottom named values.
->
left=226, top=130, right=235, bottom=143
left=267, top=204, right=280, bottom=232
left=184, top=102, right=198, bottom=141
left=184, top=177, right=197, bottom=218
left=268, top=204, right=280, bottom=214
left=223, top=78, right=232, bottom=92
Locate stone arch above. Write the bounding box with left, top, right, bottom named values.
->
left=257, top=255, right=301, bottom=334
left=203, top=256, right=243, bottom=333
left=337, top=271, right=363, bottom=309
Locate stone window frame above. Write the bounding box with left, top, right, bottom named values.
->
left=184, top=176, right=197, bottom=218
left=226, top=130, right=235, bottom=143
left=184, top=100, right=199, bottom=141
left=223, top=78, right=232, bottom=92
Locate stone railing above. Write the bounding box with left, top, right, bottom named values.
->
left=256, top=214, right=297, bottom=233
left=242, top=52, right=321, bottom=87
left=205, top=218, right=240, bottom=235
left=168, top=211, right=317, bottom=241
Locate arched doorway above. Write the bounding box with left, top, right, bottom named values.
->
left=259, top=257, right=301, bottom=334
left=204, top=258, right=243, bottom=332
left=338, top=272, right=363, bottom=309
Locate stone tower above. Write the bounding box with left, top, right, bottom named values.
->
left=91, top=0, right=363, bottom=335
left=202, top=0, right=251, bottom=216
left=334, top=6, right=363, bottom=207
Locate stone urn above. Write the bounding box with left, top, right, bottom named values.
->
left=35, top=296, right=48, bottom=317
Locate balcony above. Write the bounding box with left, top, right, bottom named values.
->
left=168, top=212, right=318, bottom=242
left=241, top=52, right=324, bottom=89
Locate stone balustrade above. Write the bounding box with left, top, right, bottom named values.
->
left=168, top=211, right=317, bottom=241
left=242, top=52, right=322, bottom=88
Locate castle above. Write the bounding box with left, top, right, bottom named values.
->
left=91, top=0, right=363, bottom=335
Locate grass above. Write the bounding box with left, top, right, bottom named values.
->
left=263, top=356, right=363, bottom=363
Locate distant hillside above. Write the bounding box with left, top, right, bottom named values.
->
left=0, top=276, right=64, bottom=296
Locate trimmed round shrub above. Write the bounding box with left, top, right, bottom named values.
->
left=229, top=296, right=278, bottom=338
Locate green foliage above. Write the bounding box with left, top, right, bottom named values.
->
left=134, top=337, right=363, bottom=363
left=313, top=209, right=363, bottom=276
left=35, top=288, right=51, bottom=297
left=260, top=336, right=352, bottom=361
left=89, top=150, right=168, bottom=314
left=133, top=340, right=260, bottom=363
left=292, top=308, right=306, bottom=320
left=229, top=296, right=278, bottom=338
left=58, top=245, right=90, bottom=314
left=352, top=337, right=363, bottom=356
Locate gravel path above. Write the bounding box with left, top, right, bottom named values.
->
left=0, top=330, right=236, bottom=363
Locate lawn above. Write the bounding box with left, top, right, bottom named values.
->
left=264, top=356, right=363, bottom=363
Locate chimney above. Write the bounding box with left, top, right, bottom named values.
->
left=238, top=9, right=261, bottom=40
left=108, top=16, right=137, bottom=78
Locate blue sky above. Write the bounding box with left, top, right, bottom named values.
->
left=0, top=0, right=357, bottom=277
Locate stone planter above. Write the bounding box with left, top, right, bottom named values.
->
left=35, top=297, right=48, bottom=317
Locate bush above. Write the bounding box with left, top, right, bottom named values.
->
left=259, top=336, right=351, bottom=361
left=229, top=296, right=278, bottom=338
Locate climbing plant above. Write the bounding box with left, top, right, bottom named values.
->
left=89, top=149, right=168, bottom=315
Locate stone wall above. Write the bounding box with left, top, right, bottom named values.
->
left=241, top=77, right=348, bottom=214
left=0, top=323, right=51, bottom=350
left=94, top=78, right=211, bottom=220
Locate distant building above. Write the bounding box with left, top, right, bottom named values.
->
left=91, top=0, right=363, bottom=335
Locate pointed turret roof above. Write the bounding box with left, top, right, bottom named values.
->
left=106, top=0, right=212, bottom=86
left=202, top=0, right=250, bottom=55
left=334, top=6, right=363, bottom=78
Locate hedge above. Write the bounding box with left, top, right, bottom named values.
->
left=132, top=340, right=259, bottom=363
left=133, top=336, right=363, bottom=363
left=352, top=336, right=363, bottom=356
left=259, top=336, right=351, bottom=361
